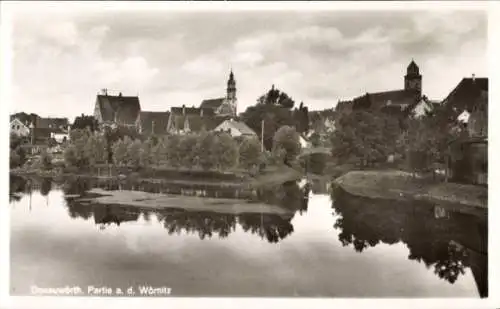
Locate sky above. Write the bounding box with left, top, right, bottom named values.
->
left=8, top=5, right=487, bottom=121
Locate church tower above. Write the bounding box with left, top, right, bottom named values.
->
left=226, top=69, right=237, bottom=116
left=405, top=59, right=422, bottom=97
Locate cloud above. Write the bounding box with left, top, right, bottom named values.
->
left=9, top=8, right=487, bottom=120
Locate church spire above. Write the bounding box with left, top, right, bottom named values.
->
left=227, top=69, right=236, bottom=100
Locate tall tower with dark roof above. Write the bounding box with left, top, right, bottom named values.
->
left=405, top=59, right=422, bottom=97
left=226, top=69, right=237, bottom=116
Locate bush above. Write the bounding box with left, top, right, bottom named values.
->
left=10, top=149, right=21, bottom=168
left=239, top=137, right=261, bottom=169
left=272, top=125, right=301, bottom=164
left=38, top=150, right=53, bottom=170
left=212, top=133, right=239, bottom=170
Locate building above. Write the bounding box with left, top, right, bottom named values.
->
left=136, top=111, right=171, bottom=135
left=199, top=70, right=238, bottom=117
left=165, top=70, right=238, bottom=135
left=94, top=90, right=141, bottom=128
left=350, top=60, right=423, bottom=116
left=299, top=134, right=311, bottom=149
left=10, top=117, right=30, bottom=137
left=214, top=119, right=257, bottom=138
left=410, top=95, right=440, bottom=119
left=446, top=136, right=487, bottom=186
left=166, top=105, right=228, bottom=135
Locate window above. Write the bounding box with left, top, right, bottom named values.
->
left=11, top=125, right=15, bottom=130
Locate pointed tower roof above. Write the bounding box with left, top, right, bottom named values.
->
left=407, top=59, right=419, bottom=74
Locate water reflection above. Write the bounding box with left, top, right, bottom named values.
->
left=331, top=187, right=488, bottom=298
left=38, top=176, right=310, bottom=243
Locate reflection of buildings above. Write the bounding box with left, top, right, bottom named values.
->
left=332, top=188, right=487, bottom=297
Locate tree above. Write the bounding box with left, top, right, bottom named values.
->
left=273, top=125, right=301, bottom=165
left=112, top=138, right=129, bottom=166
left=239, top=137, right=262, bottom=169
left=212, top=133, right=239, bottom=170
left=241, top=103, right=295, bottom=151
left=85, top=132, right=108, bottom=165
left=257, top=85, right=295, bottom=109
left=331, top=110, right=400, bottom=166
left=178, top=134, right=199, bottom=167
left=165, top=135, right=182, bottom=167
left=10, top=149, right=21, bottom=168
left=38, top=149, right=52, bottom=170
left=71, top=114, right=99, bottom=131
left=196, top=131, right=217, bottom=170
left=64, top=144, right=79, bottom=167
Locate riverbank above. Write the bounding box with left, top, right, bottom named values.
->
left=334, top=170, right=487, bottom=213
left=74, top=188, right=295, bottom=216
left=10, top=164, right=304, bottom=190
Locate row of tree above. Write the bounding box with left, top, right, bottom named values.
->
left=63, top=124, right=303, bottom=172
left=64, top=128, right=270, bottom=171
left=330, top=105, right=463, bottom=172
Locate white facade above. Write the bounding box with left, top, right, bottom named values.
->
left=10, top=118, right=30, bottom=137
left=299, top=135, right=310, bottom=148
left=214, top=120, right=256, bottom=138
left=458, top=110, right=471, bottom=124
left=51, top=132, right=70, bottom=143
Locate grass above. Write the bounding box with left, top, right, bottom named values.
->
left=334, top=170, right=487, bottom=209
left=77, top=188, right=295, bottom=216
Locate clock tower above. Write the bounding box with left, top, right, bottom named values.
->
left=404, top=59, right=422, bottom=98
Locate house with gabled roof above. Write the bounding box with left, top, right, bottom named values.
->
left=166, top=105, right=228, bottom=135
left=93, top=90, right=141, bottom=128
left=136, top=111, right=171, bottom=135
left=10, top=117, right=30, bottom=137
left=214, top=119, right=257, bottom=138
left=440, top=75, right=488, bottom=124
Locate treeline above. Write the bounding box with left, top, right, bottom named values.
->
left=63, top=128, right=265, bottom=172
left=330, top=107, right=463, bottom=173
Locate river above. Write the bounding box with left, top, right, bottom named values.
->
left=9, top=175, right=487, bottom=297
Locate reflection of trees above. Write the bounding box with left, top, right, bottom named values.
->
left=59, top=177, right=310, bottom=243
left=158, top=211, right=237, bottom=240
left=40, top=178, right=52, bottom=196
left=10, top=174, right=28, bottom=202
left=331, top=187, right=487, bottom=294
left=238, top=213, right=295, bottom=243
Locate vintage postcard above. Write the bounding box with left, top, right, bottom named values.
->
left=1, top=1, right=497, bottom=309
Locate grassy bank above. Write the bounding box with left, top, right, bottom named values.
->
left=334, top=170, right=487, bottom=212
left=75, top=188, right=295, bottom=216
left=11, top=164, right=305, bottom=190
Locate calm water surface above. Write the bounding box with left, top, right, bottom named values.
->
left=10, top=176, right=487, bottom=297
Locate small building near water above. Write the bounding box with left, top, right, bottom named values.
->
left=446, top=136, right=487, bottom=186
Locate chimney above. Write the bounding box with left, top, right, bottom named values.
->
left=182, top=105, right=186, bottom=115
left=200, top=108, right=204, bottom=117
left=119, top=92, right=122, bottom=97
left=472, top=73, right=476, bottom=82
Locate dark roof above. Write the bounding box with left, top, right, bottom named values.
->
left=171, top=106, right=215, bottom=116
left=138, top=111, right=171, bottom=135
left=352, top=89, right=420, bottom=111
left=10, top=113, right=39, bottom=126
left=442, top=78, right=488, bottom=113
left=32, top=128, right=52, bottom=141
left=96, top=94, right=141, bottom=125
left=200, top=98, right=225, bottom=110
left=35, top=117, right=69, bottom=129
left=169, top=114, right=229, bottom=132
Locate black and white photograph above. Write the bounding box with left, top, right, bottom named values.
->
left=1, top=0, right=496, bottom=307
